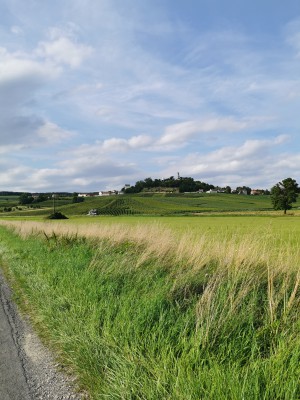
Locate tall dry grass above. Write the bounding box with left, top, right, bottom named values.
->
left=0, top=219, right=298, bottom=271
left=1, top=219, right=299, bottom=322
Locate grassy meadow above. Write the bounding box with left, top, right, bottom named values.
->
left=0, top=215, right=299, bottom=399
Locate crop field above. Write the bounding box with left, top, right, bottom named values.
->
left=0, top=215, right=299, bottom=399
left=71, top=212, right=300, bottom=237
left=0, top=195, right=19, bottom=208
left=0, top=195, right=19, bottom=203
left=0, top=195, right=73, bottom=214
left=0, top=193, right=284, bottom=217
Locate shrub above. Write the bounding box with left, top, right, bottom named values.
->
left=47, top=211, right=68, bottom=219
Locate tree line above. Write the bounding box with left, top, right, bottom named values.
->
left=18, top=192, right=84, bottom=205
left=123, top=176, right=221, bottom=194
left=122, top=176, right=266, bottom=195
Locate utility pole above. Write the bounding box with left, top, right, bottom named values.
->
left=52, top=193, right=56, bottom=214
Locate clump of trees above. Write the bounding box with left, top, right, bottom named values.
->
left=19, top=192, right=34, bottom=205
left=271, top=178, right=298, bottom=214
left=123, top=177, right=275, bottom=196
left=19, top=192, right=50, bottom=205
left=123, top=176, right=216, bottom=194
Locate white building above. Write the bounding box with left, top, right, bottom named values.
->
left=206, top=189, right=218, bottom=194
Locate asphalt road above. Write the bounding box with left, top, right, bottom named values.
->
left=0, top=284, right=31, bottom=399
left=0, top=270, right=85, bottom=400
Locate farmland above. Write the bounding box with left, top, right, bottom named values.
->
left=0, top=211, right=299, bottom=399
left=0, top=192, right=283, bottom=217
left=0, top=192, right=299, bottom=399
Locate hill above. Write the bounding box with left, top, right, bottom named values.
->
left=1, top=192, right=276, bottom=217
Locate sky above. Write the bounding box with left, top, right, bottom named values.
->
left=1, top=0, right=300, bottom=192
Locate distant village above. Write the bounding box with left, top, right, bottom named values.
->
left=0, top=176, right=270, bottom=200
left=78, top=184, right=130, bottom=197
left=77, top=186, right=268, bottom=197
left=111, top=176, right=270, bottom=196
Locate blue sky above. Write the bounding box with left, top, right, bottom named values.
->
left=1, top=0, right=300, bottom=192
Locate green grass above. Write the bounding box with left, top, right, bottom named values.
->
left=71, top=212, right=300, bottom=235
left=0, top=219, right=299, bottom=399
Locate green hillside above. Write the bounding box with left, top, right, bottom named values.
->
left=90, top=193, right=273, bottom=216
left=1, top=193, right=277, bottom=217
left=0, top=195, right=19, bottom=208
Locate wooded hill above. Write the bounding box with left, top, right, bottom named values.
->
left=124, top=176, right=217, bottom=193
left=122, top=176, right=263, bottom=195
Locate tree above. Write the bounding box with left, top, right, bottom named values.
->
left=178, top=177, right=196, bottom=193
left=72, top=192, right=84, bottom=203
left=236, top=186, right=251, bottom=195
left=144, top=177, right=154, bottom=188
left=271, top=178, right=298, bottom=214
left=19, top=192, right=34, bottom=205
left=34, top=193, right=48, bottom=202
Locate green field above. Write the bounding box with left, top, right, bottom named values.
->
left=0, top=195, right=72, bottom=213
left=0, top=192, right=286, bottom=217
left=0, top=215, right=299, bottom=399
left=0, top=195, right=19, bottom=209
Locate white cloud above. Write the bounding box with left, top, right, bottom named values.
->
left=158, top=117, right=249, bottom=146
left=0, top=36, right=85, bottom=156
left=0, top=156, right=140, bottom=191
left=0, top=115, right=74, bottom=154
left=0, top=165, right=33, bottom=188
left=128, top=135, right=152, bottom=148
left=36, top=121, right=75, bottom=144
left=0, top=47, right=58, bottom=86
left=71, top=134, right=153, bottom=156
left=101, top=138, right=128, bottom=152
left=36, top=36, right=93, bottom=68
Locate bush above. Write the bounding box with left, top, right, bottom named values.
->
left=47, top=212, right=68, bottom=219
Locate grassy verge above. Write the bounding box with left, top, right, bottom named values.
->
left=0, top=220, right=299, bottom=399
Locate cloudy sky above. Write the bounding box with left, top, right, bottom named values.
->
left=1, top=0, right=300, bottom=192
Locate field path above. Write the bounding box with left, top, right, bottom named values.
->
left=0, top=270, right=85, bottom=400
